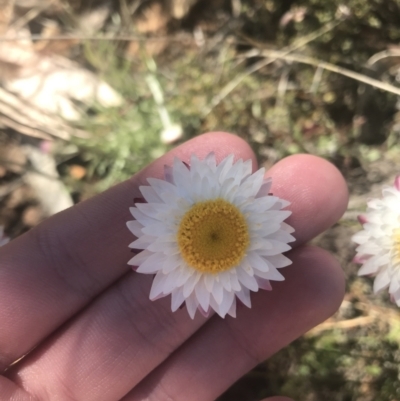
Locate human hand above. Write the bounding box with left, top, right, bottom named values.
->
left=0, top=132, right=347, bottom=401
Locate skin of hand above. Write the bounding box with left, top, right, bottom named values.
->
left=0, top=132, right=348, bottom=401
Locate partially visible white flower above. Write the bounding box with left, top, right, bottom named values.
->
left=0, top=226, right=9, bottom=247
left=352, top=176, right=400, bottom=305
left=127, top=153, right=295, bottom=319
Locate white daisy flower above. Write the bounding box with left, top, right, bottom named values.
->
left=352, top=176, right=400, bottom=305
left=0, top=226, right=9, bottom=247
left=127, top=153, right=295, bottom=319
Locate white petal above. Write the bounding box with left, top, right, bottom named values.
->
left=255, top=178, right=272, bottom=198
left=183, top=272, right=201, bottom=298
left=373, top=270, right=391, bottom=292
left=185, top=293, right=198, bottom=319
left=212, top=280, right=224, bottom=305
left=195, top=278, right=211, bottom=312
left=128, top=249, right=153, bottom=266
left=171, top=289, right=185, bottom=311
left=265, top=254, right=292, bottom=268
left=137, top=252, right=165, bottom=274
left=254, top=266, right=285, bottom=281
left=162, top=255, right=182, bottom=274
left=150, top=272, right=168, bottom=300
left=246, top=252, right=271, bottom=273
left=129, top=207, right=157, bottom=226
left=204, top=273, right=214, bottom=292
left=236, top=267, right=259, bottom=291
left=126, top=220, right=144, bottom=237
left=227, top=297, right=237, bottom=317
left=129, top=235, right=155, bottom=250
left=236, top=287, right=252, bottom=308
left=218, top=290, right=235, bottom=318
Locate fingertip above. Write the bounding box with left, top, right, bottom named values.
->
left=136, top=132, right=257, bottom=184
left=286, top=245, right=345, bottom=320
left=267, top=154, right=349, bottom=245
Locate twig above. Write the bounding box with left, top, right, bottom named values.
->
left=259, top=49, right=400, bottom=97
left=202, top=17, right=344, bottom=116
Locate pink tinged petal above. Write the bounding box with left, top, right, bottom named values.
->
left=265, top=254, right=292, bottom=268
left=227, top=297, right=237, bottom=318
left=129, top=207, right=158, bottom=226
left=198, top=305, right=211, bottom=318
left=255, top=178, right=272, bottom=198
left=195, top=279, right=211, bottom=312
left=185, top=293, right=199, bottom=319
left=352, top=254, right=370, bottom=264
left=236, top=267, right=259, bottom=292
left=255, top=277, right=272, bottom=290
left=246, top=252, right=270, bottom=273
left=235, top=287, right=252, bottom=308
left=171, top=289, right=185, bottom=312
left=212, top=280, right=224, bottom=305
left=127, top=220, right=144, bottom=237
left=128, top=249, right=153, bottom=266
left=373, top=270, right=391, bottom=293
left=183, top=273, right=201, bottom=298
left=139, top=186, right=162, bottom=203
left=164, top=164, right=175, bottom=184
left=129, top=235, right=155, bottom=250
left=357, top=215, right=368, bottom=225
left=136, top=251, right=165, bottom=274
left=395, top=175, right=400, bottom=191
left=150, top=272, right=168, bottom=300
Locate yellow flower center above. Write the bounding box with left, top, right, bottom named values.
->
left=177, top=199, right=250, bottom=274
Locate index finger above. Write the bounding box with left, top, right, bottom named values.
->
left=0, top=132, right=257, bottom=371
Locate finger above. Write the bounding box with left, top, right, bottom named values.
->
left=6, top=152, right=347, bottom=400
left=0, top=132, right=256, bottom=370
left=261, top=398, right=294, bottom=401
left=121, top=246, right=344, bottom=401
left=267, top=154, right=348, bottom=246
